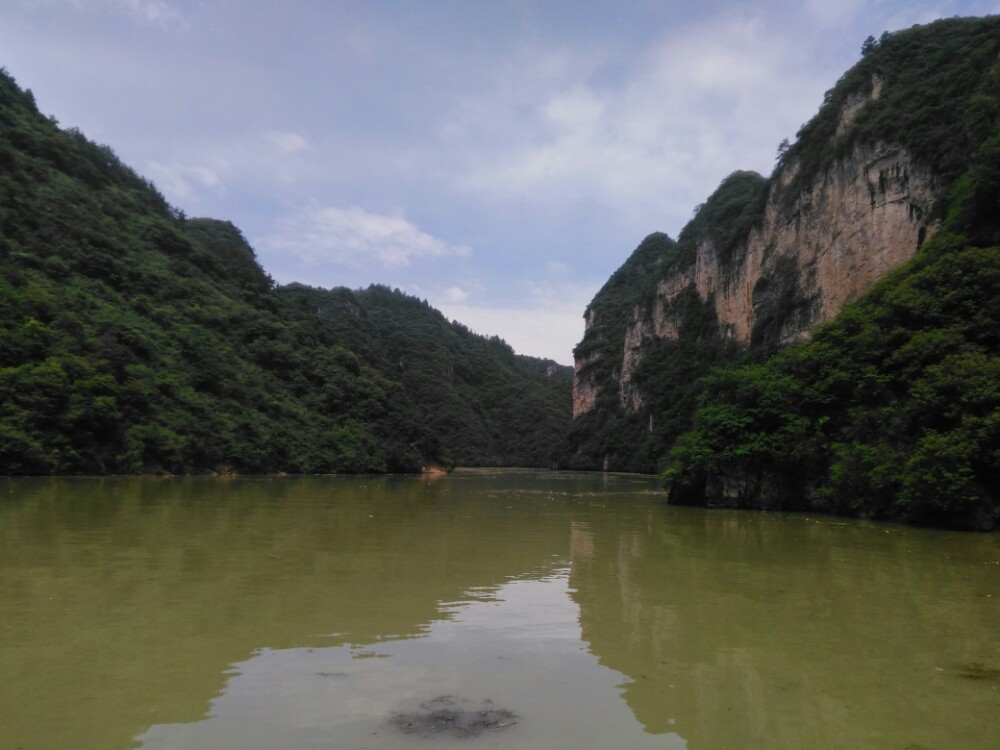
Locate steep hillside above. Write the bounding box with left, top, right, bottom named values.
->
left=0, top=68, right=571, bottom=475
left=279, top=283, right=572, bottom=468
left=566, top=17, right=1000, bottom=528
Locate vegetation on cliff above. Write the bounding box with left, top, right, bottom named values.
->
left=569, top=16, right=1000, bottom=529
left=661, top=18, right=1000, bottom=530
left=564, top=177, right=760, bottom=472
left=664, top=203, right=1000, bottom=530
left=0, top=68, right=571, bottom=475
left=782, top=16, right=1000, bottom=208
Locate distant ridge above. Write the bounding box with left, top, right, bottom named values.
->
left=0, top=68, right=571, bottom=475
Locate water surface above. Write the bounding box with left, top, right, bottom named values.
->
left=1, top=470, right=997, bottom=749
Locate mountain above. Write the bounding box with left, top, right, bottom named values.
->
left=0, top=67, right=571, bottom=475
left=565, top=17, right=1000, bottom=529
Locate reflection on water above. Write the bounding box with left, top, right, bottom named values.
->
left=0, top=470, right=997, bottom=750
left=138, top=573, right=682, bottom=750
left=569, top=508, right=1000, bottom=749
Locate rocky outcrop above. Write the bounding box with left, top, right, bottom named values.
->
left=619, top=307, right=652, bottom=413
left=708, top=141, right=935, bottom=346
left=575, top=128, right=938, bottom=417
left=564, top=16, right=1000, bottom=481
left=572, top=355, right=600, bottom=417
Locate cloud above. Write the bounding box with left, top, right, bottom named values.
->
left=801, top=0, right=865, bottom=26
left=439, top=14, right=832, bottom=237
left=146, top=161, right=219, bottom=203
left=432, top=302, right=585, bottom=364
left=265, top=131, right=309, bottom=154
left=260, top=205, right=471, bottom=270
left=441, top=286, right=470, bottom=303
left=21, top=0, right=184, bottom=25
left=428, top=277, right=599, bottom=364
left=121, top=0, right=181, bottom=25
left=396, top=247, right=603, bottom=363
left=879, top=1, right=1000, bottom=34
left=546, top=261, right=570, bottom=276
left=144, top=130, right=312, bottom=208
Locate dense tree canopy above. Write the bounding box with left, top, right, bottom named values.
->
left=663, top=230, right=1000, bottom=530
left=661, top=18, right=1000, bottom=530
left=0, top=67, right=571, bottom=476
left=568, top=16, right=1000, bottom=529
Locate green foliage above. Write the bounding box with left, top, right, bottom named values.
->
left=0, top=67, right=571, bottom=476
left=565, top=285, right=735, bottom=473
left=569, top=16, right=1000, bottom=529
left=663, top=233, right=1000, bottom=530
left=945, top=122, right=1000, bottom=243
left=748, top=254, right=813, bottom=350
left=780, top=16, right=1000, bottom=209
left=676, top=171, right=769, bottom=267
left=281, top=283, right=572, bottom=468
left=573, top=232, right=674, bottom=363
left=564, top=171, right=771, bottom=473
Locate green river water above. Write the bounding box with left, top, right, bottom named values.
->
left=1, top=470, right=997, bottom=749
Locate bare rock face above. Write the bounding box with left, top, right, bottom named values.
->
left=572, top=355, right=600, bottom=417
left=700, top=141, right=937, bottom=347
left=619, top=306, right=652, bottom=413
left=574, top=131, right=937, bottom=417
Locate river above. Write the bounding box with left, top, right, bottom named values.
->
left=1, top=470, right=997, bottom=749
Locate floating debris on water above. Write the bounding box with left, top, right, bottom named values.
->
left=956, top=663, right=1000, bottom=680
left=388, top=695, right=518, bottom=738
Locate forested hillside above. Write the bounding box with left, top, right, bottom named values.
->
left=0, top=68, right=571, bottom=475
left=663, top=231, right=1000, bottom=530
left=567, top=16, right=1000, bottom=529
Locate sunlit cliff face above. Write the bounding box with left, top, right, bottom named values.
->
left=574, top=79, right=936, bottom=418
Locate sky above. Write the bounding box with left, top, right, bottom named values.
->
left=2, top=0, right=998, bottom=364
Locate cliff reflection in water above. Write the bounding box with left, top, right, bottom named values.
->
left=0, top=473, right=581, bottom=750
left=567, top=507, right=1000, bottom=749
left=2, top=471, right=997, bottom=750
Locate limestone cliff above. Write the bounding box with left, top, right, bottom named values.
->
left=600, top=138, right=937, bottom=418
left=564, top=16, right=1000, bottom=474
